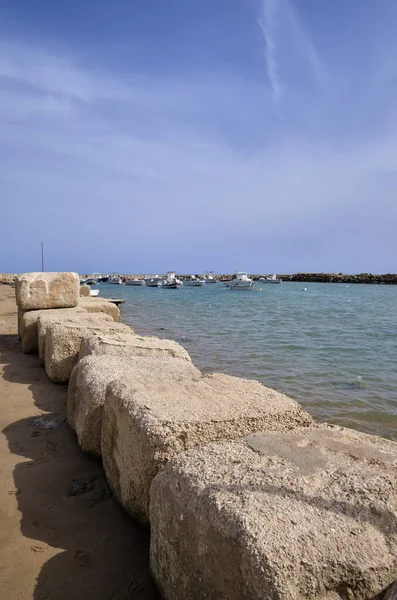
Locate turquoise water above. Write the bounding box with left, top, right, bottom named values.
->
left=99, top=281, right=397, bottom=440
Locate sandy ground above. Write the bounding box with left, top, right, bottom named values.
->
left=0, top=285, right=160, bottom=600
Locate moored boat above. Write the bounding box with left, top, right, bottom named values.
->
left=162, top=271, right=180, bottom=289
left=126, top=278, right=145, bottom=286
left=259, top=274, right=282, bottom=284
left=184, top=276, right=205, bottom=286
left=109, top=277, right=123, bottom=284
left=227, top=272, right=253, bottom=290
left=203, top=271, right=218, bottom=283
left=145, top=276, right=162, bottom=287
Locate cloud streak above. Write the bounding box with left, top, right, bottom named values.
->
left=1, top=18, right=397, bottom=274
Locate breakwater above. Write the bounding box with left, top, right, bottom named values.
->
left=274, top=272, right=397, bottom=285
left=10, top=272, right=397, bottom=599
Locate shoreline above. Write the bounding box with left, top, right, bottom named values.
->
left=0, top=285, right=159, bottom=600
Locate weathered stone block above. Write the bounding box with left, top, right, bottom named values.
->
left=103, top=374, right=313, bottom=525
left=44, top=314, right=132, bottom=383
left=78, top=298, right=121, bottom=322
left=150, top=426, right=397, bottom=600
left=79, top=331, right=190, bottom=361
left=21, top=307, right=86, bottom=354
left=79, top=284, right=91, bottom=297
left=15, top=272, right=80, bottom=310
left=68, top=354, right=200, bottom=457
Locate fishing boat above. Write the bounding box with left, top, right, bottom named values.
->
left=109, top=277, right=123, bottom=285
left=79, top=278, right=87, bottom=285
left=184, top=276, right=205, bottom=286
left=259, top=274, right=282, bottom=284
left=145, top=276, right=162, bottom=287
left=89, top=289, right=100, bottom=297
left=162, top=271, right=180, bottom=289
left=203, top=271, right=218, bottom=283
left=126, top=278, right=145, bottom=286
left=86, top=277, right=97, bottom=286
left=226, top=272, right=253, bottom=290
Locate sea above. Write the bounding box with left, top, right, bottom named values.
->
left=99, top=281, right=397, bottom=441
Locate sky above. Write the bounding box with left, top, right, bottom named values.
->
left=1, top=0, right=397, bottom=274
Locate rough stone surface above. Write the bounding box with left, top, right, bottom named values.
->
left=15, top=272, right=80, bottom=310
left=79, top=331, right=190, bottom=361
left=44, top=314, right=132, bottom=383
left=79, top=284, right=91, bottom=297
left=102, top=374, right=313, bottom=524
left=20, top=307, right=87, bottom=354
left=150, top=426, right=397, bottom=600
left=78, top=298, right=121, bottom=322
left=68, top=354, right=200, bottom=457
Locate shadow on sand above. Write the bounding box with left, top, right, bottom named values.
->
left=1, top=334, right=160, bottom=600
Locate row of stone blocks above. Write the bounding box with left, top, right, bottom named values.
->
left=15, top=273, right=397, bottom=599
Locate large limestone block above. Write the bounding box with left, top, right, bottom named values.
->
left=44, top=314, right=132, bottom=383
left=79, top=331, right=190, bottom=361
left=68, top=354, right=200, bottom=457
left=15, top=272, right=79, bottom=310
left=20, top=307, right=87, bottom=354
left=102, top=374, right=313, bottom=525
left=150, top=426, right=397, bottom=600
left=78, top=298, right=121, bottom=322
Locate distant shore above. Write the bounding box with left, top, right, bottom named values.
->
left=2, top=272, right=397, bottom=285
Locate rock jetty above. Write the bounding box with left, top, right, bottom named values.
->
left=267, top=273, right=397, bottom=285
left=9, top=271, right=397, bottom=599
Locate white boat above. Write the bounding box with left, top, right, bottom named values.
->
left=80, top=278, right=87, bottom=285
left=184, top=276, right=205, bottom=286
left=89, top=289, right=100, bottom=297
left=86, top=277, right=97, bottom=285
left=226, top=272, right=253, bottom=290
left=203, top=271, right=218, bottom=283
left=145, top=276, right=162, bottom=287
left=126, top=278, right=145, bottom=286
left=259, top=274, right=282, bottom=284
left=109, top=277, right=123, bottom=284
left=162, top=271, right=180, bottom=289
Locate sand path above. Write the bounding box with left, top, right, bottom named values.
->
left=0, top=285, right=160, bottom=600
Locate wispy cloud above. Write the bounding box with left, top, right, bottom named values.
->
left=1, top=32, right=397, bottom=273
left=258, top=0, right=325, bottom=116
left=258, top=0, right=282, bottom=113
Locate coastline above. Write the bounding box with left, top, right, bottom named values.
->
left=0, top=285, right=159, bottom=600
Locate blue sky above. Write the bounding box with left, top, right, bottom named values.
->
left=1, top=0, right=396, bottom=274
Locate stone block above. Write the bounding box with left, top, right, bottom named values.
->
left=68, top=354, right=200, bottom=457
left=79, top=331, right=190, bottom=361
left=78, top=298, right=121, bottom=322
left=21, top=307, right=87, bottom=354
left=150, top=426, right=397, bottom=600
left=15, top=272, right=79, bottom=310
left=79, top=284, right=91, bottom=297
left=102, top=374, right=313, bottom=524
left=43, top=314, right=131, bottom=383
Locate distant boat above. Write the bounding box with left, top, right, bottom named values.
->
left=259, top=274, right=282, bottom=284
left=162, top=271, right=180, bottom=289
left=184, top=276, right=205, bottom=286
left=126, top=278, right=145, bottom=286
left=145, top=276, right=162, bottom=287
left=226, top=272, right=253, bottom=290
left=109, top=277, right=123, bottom=285
left=80, top=278, right=87, bottom=285
left=86, top=277, right=97, bottom=285
left=203, top=272, right=218, bottom=283
left=89, top=289, right=100, bottom=297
